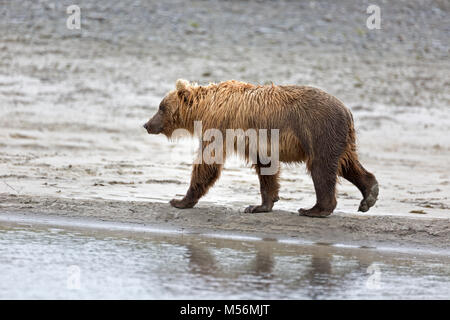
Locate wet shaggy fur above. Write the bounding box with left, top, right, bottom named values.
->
left=144, top=79, right=378, bottom=217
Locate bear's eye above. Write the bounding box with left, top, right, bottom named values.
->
left=159, top=104, right=166, bottom=112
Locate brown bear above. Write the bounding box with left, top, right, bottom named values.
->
left=143, top=79, right=378, bottom=217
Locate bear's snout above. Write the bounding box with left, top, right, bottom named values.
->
left=143, top=119, right=163, bottom=134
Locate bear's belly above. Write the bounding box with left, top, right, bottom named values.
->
left=225, top=129, right=306, bottom=163
left=278, top=132, right=306, bottom=163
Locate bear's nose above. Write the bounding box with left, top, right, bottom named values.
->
left=143, top=123, right=148, bottom=130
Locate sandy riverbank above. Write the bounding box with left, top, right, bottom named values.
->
left=1, top=194, right=449, bottom=253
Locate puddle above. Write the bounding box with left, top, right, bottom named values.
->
left=0, top=221, right=448, bottom=299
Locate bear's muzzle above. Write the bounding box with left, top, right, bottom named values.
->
left=143, top=120, right=163, bottom=134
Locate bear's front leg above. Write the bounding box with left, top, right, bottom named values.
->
left=170, top=163, right=223, bottom=209
left=245, top=165, right=280, bottom=213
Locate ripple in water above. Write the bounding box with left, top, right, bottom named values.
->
left=0, top=224, right=449, bottom=299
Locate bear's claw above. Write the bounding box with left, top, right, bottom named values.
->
left=170, top=198, right=196, bottom=209
left=244, top=205, right=271, bottom=213
left=298, top=207, right=332, bottom=218
left=358, top=183, right=379, bottom=212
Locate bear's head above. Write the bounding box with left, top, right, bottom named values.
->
left=143, top=79, right=194, bottom=137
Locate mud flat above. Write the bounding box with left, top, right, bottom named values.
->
left=1, top=194, right=449, bottom=254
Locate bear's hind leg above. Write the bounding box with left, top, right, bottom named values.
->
left=244, top=164, right=280, bottom=213
left=170, top=163, right=222, bottom=209
left=340, top=160, right=378, bottom=212
left=299, top=159, right=337, bottom=218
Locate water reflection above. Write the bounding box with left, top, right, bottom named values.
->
left=0, top=222, right=449, bottom=299
left=185, top=245, right=218, bottom=275
left=161, top=234, right=449, bottom=299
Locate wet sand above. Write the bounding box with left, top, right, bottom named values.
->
left=1, top=194, right=449, bottom=253
left=0, top=1, right=449, bottom=250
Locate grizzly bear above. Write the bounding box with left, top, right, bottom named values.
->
left=143, top=79, right=378, bottom=217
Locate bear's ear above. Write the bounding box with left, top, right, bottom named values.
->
left=176, top=79, right=189, bottom=91
left=176, top=79, right=193, bottom=106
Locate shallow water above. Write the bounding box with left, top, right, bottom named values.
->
left=0, top=222, right=449, bottom=299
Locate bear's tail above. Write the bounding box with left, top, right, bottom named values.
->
left=337, top=114, right=365, bottom=177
